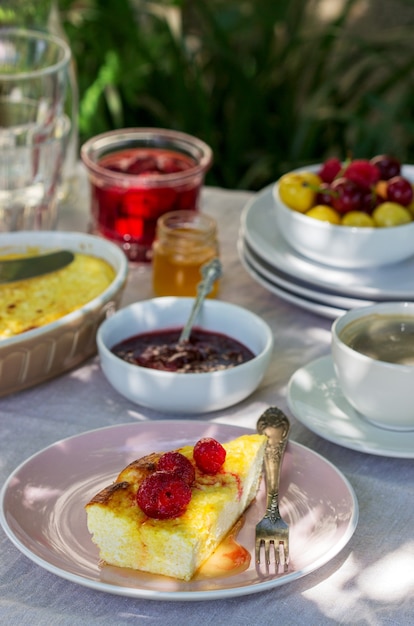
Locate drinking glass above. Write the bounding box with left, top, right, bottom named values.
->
left=81, top=128, right=213, bottom=262
left=0, top=27, right=72, bottom=231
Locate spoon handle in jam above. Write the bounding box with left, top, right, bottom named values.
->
left=179, top=257, right=222, bottom=343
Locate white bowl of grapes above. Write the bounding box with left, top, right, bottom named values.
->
left=273, top=155, right=414, bottom=268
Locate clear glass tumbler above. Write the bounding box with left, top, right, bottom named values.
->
left=0, top=27, right=72, bottom=231
left=0, top=1, right=80, bottom=199
left=81, top=127, right=213, bottom=262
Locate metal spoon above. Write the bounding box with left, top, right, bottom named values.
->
left=179, top=257, right=222, bottom=343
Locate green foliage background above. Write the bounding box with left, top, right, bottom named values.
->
left=16, top=0, right=414, bottom=190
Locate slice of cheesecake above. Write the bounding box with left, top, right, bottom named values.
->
left=85, top=433, right=266, bottom=581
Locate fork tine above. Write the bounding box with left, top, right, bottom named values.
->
left=273, top=541, right=280, bottom=567
left=283, top=538, right=289, bottom=568
left=274, top=538, right=289, bottom=572
left=264, top=540, right=271, bottom=565
left=255, top=540, right=262, bottom=564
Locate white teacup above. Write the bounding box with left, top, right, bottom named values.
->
left=331, top=301, right=414, bottom=431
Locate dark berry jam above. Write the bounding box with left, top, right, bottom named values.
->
left=111, top=327, right=255, bottom=373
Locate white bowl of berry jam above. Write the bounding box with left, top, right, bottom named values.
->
left=273, top=158, right=414, bottom=269
left=96, top=297, right=274, bottom=414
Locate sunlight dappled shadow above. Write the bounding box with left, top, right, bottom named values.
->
left=358, top=541, right=414, bottom=601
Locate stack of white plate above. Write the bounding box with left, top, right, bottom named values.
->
left=238, top=185, right=414, bottom=319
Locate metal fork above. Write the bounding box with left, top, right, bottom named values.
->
left=255, top=407, right=290, bottom=572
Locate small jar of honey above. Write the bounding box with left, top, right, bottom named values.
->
left=152, top=210, right=220, bottom=297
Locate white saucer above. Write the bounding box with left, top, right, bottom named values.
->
left=287, top=355, right=414, bottom=458
left=240, top=182, right=414, bottom=300
left=238, top=239, right=345, bottom=319
left=241, top=237, right=374, bottom=310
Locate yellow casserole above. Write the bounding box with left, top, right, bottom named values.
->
left=0, top=252, right=115, bottom=338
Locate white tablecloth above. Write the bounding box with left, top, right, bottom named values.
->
left=1, top=175, right=413, bottom=626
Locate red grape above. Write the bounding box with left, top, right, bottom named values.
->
left=343, top=159, right=380, bottom=189
left=370, top=155, right=401, bottom=180
left=316, top=183, right=334, bottom=206
left=330, top=178, right=364, bottom=214
left=386, top=176, right=413, bottom=206
left=318, top=157, right=342, bottom=183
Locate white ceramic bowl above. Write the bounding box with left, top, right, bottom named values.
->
left=273, top=164, right=414, bottom=268
left=331, top=301, right=414, bottom=430
left=97, top=297, right=274, bottom=414
left=0, top=231, right=128, bottom=396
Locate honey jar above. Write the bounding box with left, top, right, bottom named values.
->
left=152, top=210, right=220, bottom=297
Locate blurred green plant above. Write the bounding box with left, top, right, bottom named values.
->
left=0, top=0, right=52, bottom=28
left=57, top=0, right=414, bottom=190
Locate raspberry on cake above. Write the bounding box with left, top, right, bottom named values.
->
left=85, top=433, right=267, bottom=581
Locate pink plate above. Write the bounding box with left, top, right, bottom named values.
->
left=0, top=421, right=358, bottom=601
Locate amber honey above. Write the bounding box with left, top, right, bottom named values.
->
left=152, top=210, right=220, bottom=297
